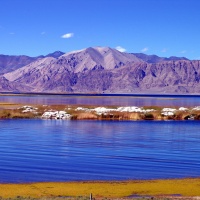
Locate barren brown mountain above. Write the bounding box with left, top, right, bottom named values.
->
left=1, top=47, right=199, bottom=93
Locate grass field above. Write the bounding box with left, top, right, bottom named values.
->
left=0, top=102, right=200, bottom=121
left=0, top=178, right=200, bottom=198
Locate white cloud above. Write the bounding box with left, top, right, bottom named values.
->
left=61, top=33, right=74, bottom=39
left=115, top=46, right=126, bottom=52
left=180, top=50, right=186, bottom=54
left=41, top=31, right=46, bottom=35
left=141, top=47, right=149, bottom=52
left=161, top=48, right=167, bottom=53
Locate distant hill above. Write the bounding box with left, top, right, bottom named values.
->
left=0, top=51, right=65, bottom=74
left=132, top=53, right=189, bottom=63
left=1, top=47, right=200, bottom=94
left=0, top=55, right=38, bottom=74
left=45, top=51, right=65, bottom=58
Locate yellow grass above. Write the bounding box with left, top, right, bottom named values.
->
left=0, top=103, right=200, bottom=121
left=0, top=178, right=200, bottom=198
left=0, top=102, right=22, bottom=109
left=0, top=102, right=17, bottom=105
left=76, top=112, right=98, bottom=120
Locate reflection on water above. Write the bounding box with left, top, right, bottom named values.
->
left=0, top=120, right=200, bottom=183
left=1, top=94, right=200, bottom=106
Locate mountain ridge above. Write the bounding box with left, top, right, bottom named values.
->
left=132, top=53, right=189, bottom=63
left=0, top=47, right=199, bottom=94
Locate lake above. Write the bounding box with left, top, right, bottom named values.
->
left=1, top=119, right=200, bottom=183
left=1, top=94, right=200, bottom=107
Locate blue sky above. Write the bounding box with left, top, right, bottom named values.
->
left=0, top=0, right=200, bottom=59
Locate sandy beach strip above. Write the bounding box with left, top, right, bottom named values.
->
left=0, top=178, right=200, bottom=198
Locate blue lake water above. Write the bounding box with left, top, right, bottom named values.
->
left=1, top=119, right=200, bottom=183
left=1, top=94, right=200, bottom=107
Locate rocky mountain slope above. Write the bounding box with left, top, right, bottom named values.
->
left=132, top=53, right=188, bottom=63
left=0, top=47, right=199, bottom=94
left=0, top=55, right=38, bottom=75
left=0, top=51, right=65, bottom=75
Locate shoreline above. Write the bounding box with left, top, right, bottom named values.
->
left=1, top=103, right=200, bottom=121
left=0, top=178, right=200, bottom=198
left=2, top=92, right=200, bottom=97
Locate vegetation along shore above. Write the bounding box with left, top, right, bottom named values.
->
left=1, top=102, right=200, bottom=120
left=0, top=178, right=200, bottom=199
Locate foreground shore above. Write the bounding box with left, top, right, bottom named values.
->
left=1, top=102, right=200, bottom=120
left=0, top=178, right=200, bottom=199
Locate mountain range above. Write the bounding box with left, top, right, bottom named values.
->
left=0, top=46, right=199, bottom=94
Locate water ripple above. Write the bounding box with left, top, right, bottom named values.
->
left=0, top=120, right=200, bottom=183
